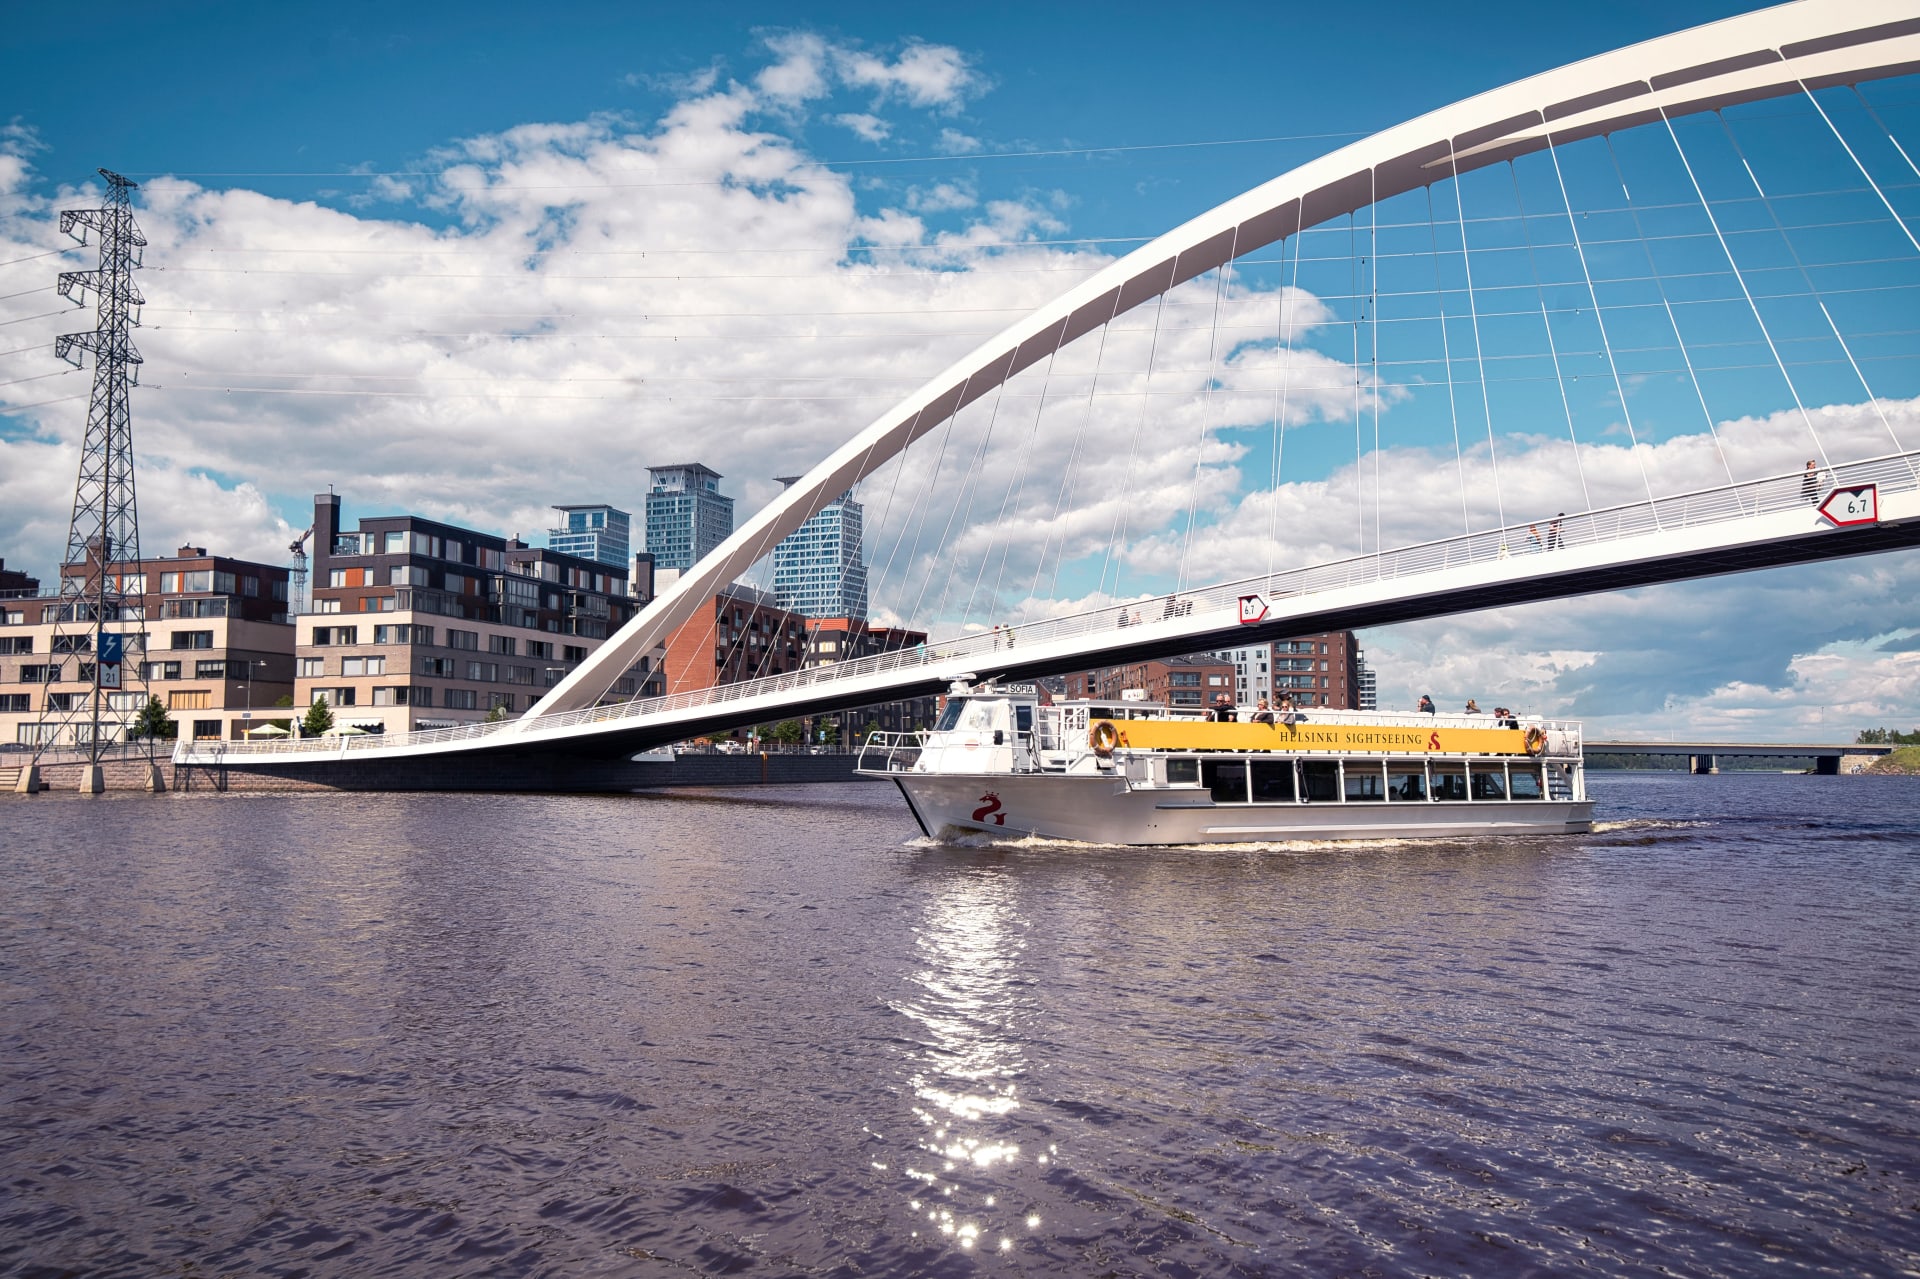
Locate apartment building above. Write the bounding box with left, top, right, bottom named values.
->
left=658, top=584, right=808, bottom=695
left=297, top=494, right=647, bottom=732
left=645, top=463, right=733, bottom=573
left=1213, top=631, right=1365, bottom=709
left=771, top=480, right=868, bottom=620
left=800, top=616, right=936, bottom=742
left=1062, top=654, right=1237, bottom=709
left=0, top=545, right=293, bottom=746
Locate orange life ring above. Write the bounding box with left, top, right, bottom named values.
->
left=1089, top=721, right=1120, bottom=756
left=1524, top=726, right=1547, bottom=757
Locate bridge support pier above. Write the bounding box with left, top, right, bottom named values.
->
left=1691, top=754, right=1718, bottom=775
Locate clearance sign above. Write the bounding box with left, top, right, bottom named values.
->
left=1092, top=719, right=1533, bottom=756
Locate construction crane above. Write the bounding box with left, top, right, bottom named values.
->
left=289, top=526, right=313, bottom=617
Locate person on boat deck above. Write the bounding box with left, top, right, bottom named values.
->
left=1211, top=693, right=1237, bottom=722
left=1494, top=705, right=1519, bottom=728
left=1251, top=698, right=1275, bottom=725
left=1418, top=694, right=1436, bottom=714
left=1465, top=698, right=1482, bottom=714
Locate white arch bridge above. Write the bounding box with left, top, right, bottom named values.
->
left=178, top=0, right=1920, bottom=780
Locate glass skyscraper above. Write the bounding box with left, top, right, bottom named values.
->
left=772, top=480, right=868, bottom=620
left=545, top=504, right=631, bottom=570
left=644, top=464, right=733, bottom=572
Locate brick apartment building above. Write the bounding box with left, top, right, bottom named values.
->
left=659, top=584, right=809, bottom=695
left=0, top=545, right=293, bottom=746
left=801, top=616, right=937, bottom=742
left=1062, top=654, right=1237, bottom=709
left=298, top=493, right=650, bottom=732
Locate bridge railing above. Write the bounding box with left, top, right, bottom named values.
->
left=179, top=447, right=1920, bottom=764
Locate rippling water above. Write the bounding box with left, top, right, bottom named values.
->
left=3, top=773, right=1917, bottom=1277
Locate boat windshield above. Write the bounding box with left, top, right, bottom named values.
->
left=934, top=698, right=971, bottom=732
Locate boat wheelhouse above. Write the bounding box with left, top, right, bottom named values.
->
left=858, top=684, right=1592, bottom=845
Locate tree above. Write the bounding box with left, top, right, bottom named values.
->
left=819, top=719, right=839, bottom=746
left=485, top=702, right=510, bottom=723
left=770, top=718, right=804, bottom=744
left=129, top=695, right=176, bottom=740
left=1857, top=727, right=1920, bottom=745
left=302, top=696, right=335, bottom=737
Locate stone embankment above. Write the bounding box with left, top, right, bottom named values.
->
left=5, top=750, right=876, bottom=795
left=1867, top=746, right=1920, bottom=775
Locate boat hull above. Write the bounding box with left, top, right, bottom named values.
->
left=889, top=771, right=1594, bottom=845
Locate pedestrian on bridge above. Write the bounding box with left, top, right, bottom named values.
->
left=1418, top=694, right=1436, bottom=714
left=1802, top=459, right=1821, bottom=503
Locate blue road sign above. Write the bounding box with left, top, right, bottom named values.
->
left=98, top=633, right=124, bottom=666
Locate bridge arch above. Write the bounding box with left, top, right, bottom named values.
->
left=529, top=0, right=1920, bottom=722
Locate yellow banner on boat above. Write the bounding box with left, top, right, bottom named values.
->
left=1092, top=719, right=1532, bottom=755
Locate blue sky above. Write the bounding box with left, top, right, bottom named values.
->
left=4, top=0, right=1918, bottom=737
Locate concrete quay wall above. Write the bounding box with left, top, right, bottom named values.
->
left=161, top=749, right=871, bottom=794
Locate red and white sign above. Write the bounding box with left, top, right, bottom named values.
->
left=1819, top=484, right=1879, bottom=527
left=1238, top=593, right=1268, bottom=625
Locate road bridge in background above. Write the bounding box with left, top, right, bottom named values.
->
left=1585, top=741, right=1898, bottom=774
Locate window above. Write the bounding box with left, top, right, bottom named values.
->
left=1388, top=762, right=1428, bottom=802
left=138, top=661, right=180, bottom=681
left=242, top=576, right=259, bottom=597
left=1249, top=760, right=1296, bottom=801
left=447, top=629, right=479, bottom=651
left=168, top=690, right=212, bottom=710
left=309, top=626, right=358, bottom=646
left=564, top=645, right=586, bottom=663
left=19, top=663, right=58, bottom=683
left=1509, top=767, right=1544, bottom=800
left=1470, top=764, right=1508, bottom=800
left=193, top=719, right=222, bottom=740
left=297, top=657, right=325, bottom=678
left=443, top=688, right=478, bottom=710
left=389, top=565, right=428, bottom=586
left=383, top=531, right=407, bottom=554
left=213, top=572, right=237, bottom=595
left=418, top=656, right=455, bottom=677
left=505, top=666, right=533, bottom=685
left=1299, top=760, right=1340, bottom=802
left=525, top=640, right=552, bottom=660
left=54, top=635, right=93, bottom=654
left=342, top=656, right=386, bottom=677
left=372, top=686, right=424, bottom=706
left=315, top=598, right=341, bottom=614
left=170, top=630, right=214, bottom=650
left=1429, top=763, right=1468, bottom=802
left=478, top=547, right=503, bottom=570
left=374, top=623, right=431, bottom=645
left=465, top=661, right=499, bottom=683
left=0, top=636, right=31, bottom=655
left=1200, top=759, right=1248, bottom=803
left=195, top=660, right=226, bottom=679
left=488, top=634, right=516, bottom=656
left=1344, top=761, right=1386, bottom=802
left=310, top=687, right=356, bottom=707
left=0, top=694, right=28, bottom=713
left=47, top=692, right=80, bottom=712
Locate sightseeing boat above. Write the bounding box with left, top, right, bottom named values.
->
left=857, top=683, right=1592, bottom=845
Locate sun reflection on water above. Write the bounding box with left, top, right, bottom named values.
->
left=884, top=868, right=1051, bottom=1260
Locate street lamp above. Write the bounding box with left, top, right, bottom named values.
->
left=242, top=658, right=267, bottom=739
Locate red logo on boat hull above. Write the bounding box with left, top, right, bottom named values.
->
left=972, top=794, right=1006, bottom=825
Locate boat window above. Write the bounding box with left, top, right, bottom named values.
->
left=1300, top=760, right=1340, bottom=802
left=1430, top=762, right=1469, bottom=802
left=1249, top=759, right=1296, bottom=802
left=1343, top=760, right=1386, bottom=802
left=1470, top=763, right=1508, bottom=800
left=1015, top=704, right=1033, bottom=735
left=1201, top=759, right=1249, bottom=804
left=1509, top=766, right=1544, bottom=800
left=1387, top=762, right=1428, bottom=802
left=1165, top=757, right=1200, bottom=785
left=934, top=698, right=970, bottom=732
